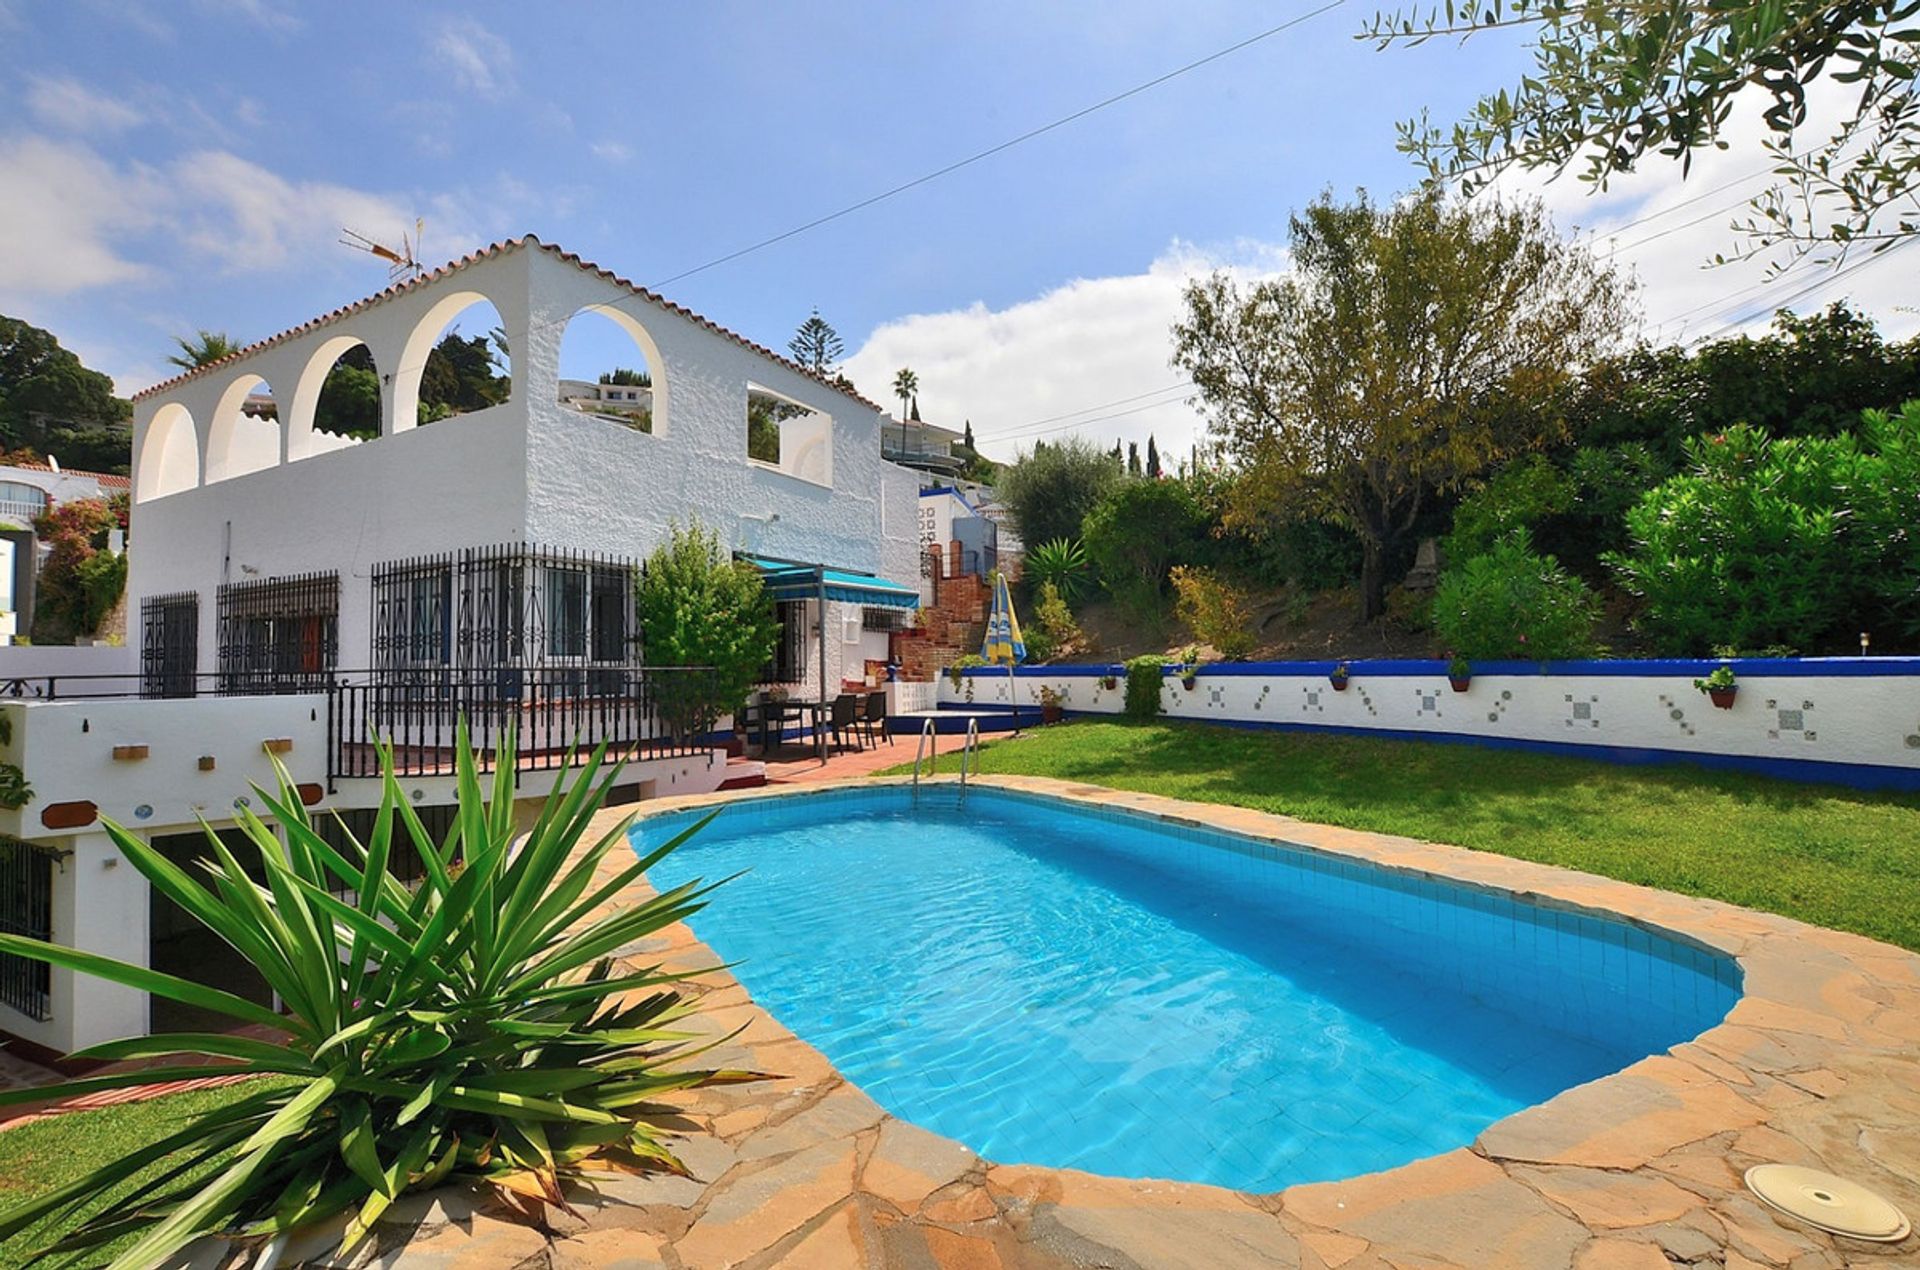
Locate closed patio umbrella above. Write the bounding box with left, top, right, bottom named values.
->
left=981, top=571, right=1025, bottom=733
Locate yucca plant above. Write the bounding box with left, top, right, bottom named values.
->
left=1024, top=538, right=1093, bottom=603
left=0, top=724, right=740, bottom=1269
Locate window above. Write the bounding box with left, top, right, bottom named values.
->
left=0, top=839, right=54, bottom=1020
left=863, top=606, right=911, bottom=632
left=0, top=482, right=48, bottom=522
left=216, top=572, right=340, bottom=693
left=590, top=566, right=630, bottom=662
left=372, top=564, right=452, bottom=671
left=763, top=600, right=807, bottom=683
left=545, top=566, right=588, bottom=659
left=140, top=592, right=199, bottom=698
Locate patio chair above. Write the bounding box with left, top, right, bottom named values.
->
left=828, top=693, right=865, bottom=752
left=860, top=690, right=892, bottom=747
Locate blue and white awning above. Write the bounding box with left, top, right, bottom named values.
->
left=739, top=555, right=920, bottom=609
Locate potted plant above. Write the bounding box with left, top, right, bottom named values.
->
left=1099, top=667, right=1119, bottom=691
left=1038, top=684, right=1065, bottom=725
left=1447, top=654, right=1472, bottom=693
left=1329, top=660, right=1351, bottom=691
left=1178, top=645, right=1201, bottom=691
left=1695, top=664, right=1738, bottom=709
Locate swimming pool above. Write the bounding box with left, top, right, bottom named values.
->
left=636, top=785, right=1740, bottom=1191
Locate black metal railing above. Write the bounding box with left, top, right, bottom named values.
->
left=0, top=838, right=57, bottom=1020
left=0, top=666, right=724, bottom=791
left=328, top=665, right=721, bottom=785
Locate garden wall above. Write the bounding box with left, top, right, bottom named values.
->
left=940, top=658, right=1920, bottom=791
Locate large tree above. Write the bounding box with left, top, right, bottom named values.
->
left=996, top=436, right=1125, bottom=550
left=0, top=316, right=132, bottom=472
left=1172, top=188, right=1632, bottom=621
left=1363, top=0, right=1920, bottom=262
left=788, top=309, right=844, bottom=374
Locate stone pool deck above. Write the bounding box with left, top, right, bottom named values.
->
left=304, top=774, right=1918, bottom=1269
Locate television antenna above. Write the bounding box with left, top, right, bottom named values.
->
left=340, top=219, right=426, bottom=281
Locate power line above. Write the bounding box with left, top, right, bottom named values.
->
left=990, top=380, right=1197, bottom=438
left=647, top=1, right=1348, bottom=289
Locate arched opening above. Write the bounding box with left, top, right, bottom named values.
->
left=746, top=384, right=831, bottom=485
left=287, top=336, right=379, bottom=463
left=395, top=292, right=511, bottom=431
left=136, top=403, right=199, bottom=501
left=205, top=374, right=281, bottom=483
left=557, top=304, right=665, bottom=435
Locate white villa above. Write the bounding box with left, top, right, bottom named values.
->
left=0, top=237, right=921, bottom=1061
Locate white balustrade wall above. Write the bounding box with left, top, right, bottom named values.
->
left=940, top=658, right=1920, bottom=791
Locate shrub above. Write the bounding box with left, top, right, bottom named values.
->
left=1029, top=580, right=1084, bottom=662
left=1123, top=654, right=1168, bottom=718
left=1170, top=565, right=1255, bottom=659
left=0, top=729, right=738, bottom=1267
left=996, top=438, right=1122, bottom=549
left=1603, top=423, right=1874, bottom=653
left=1082, top=478, right=1208, bottom=606
left=1023, top=538, right=1093, bottom=603
left=30, top=498, right=123, bottom=643
left=1432, top=530, right=1600, bottom=660
left=1443, top=455, right=1574, bottom=561
left=636, top=522, right=781, bottom=738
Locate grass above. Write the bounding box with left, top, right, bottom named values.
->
left=889, top=719, right=1920, bottom=952
left=0, top=1080, right=277, bottom=1268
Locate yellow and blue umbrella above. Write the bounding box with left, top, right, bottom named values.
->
left=981, top=571, right=1026, bottom=665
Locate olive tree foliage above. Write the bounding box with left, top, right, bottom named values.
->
left=1172, top=188, right=1632, bottom=622
left=1362, top=0, right=1920, bottom=265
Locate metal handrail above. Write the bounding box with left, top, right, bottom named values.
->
left=958, top=717, right=981, bottom=795
left=910, top=718, right=938, bottom=798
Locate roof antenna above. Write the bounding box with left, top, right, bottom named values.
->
left=340, top=218, right=426, bottom=281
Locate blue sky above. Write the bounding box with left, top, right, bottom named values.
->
left=2, top=1, right=1911, bottom=460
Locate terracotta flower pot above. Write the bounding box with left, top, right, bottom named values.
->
left=1708, top=686, right=1737, bottom=709
left=1041, top=704, right=1063, bottom=725
left=1099, top=677, right=1118, bottom=691
left=1329, top=676, right=1349, bottom=691
left=1181, top=675, right=1198, bottom=691
left=1449, top=675, right=1471, bottom=693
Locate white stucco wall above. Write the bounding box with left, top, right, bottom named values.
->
left=943, top=660, right=1920, bottom=789
left=0, top=695, right=328, bottom=840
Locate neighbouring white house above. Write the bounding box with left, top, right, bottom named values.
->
left=0, top=237, right=921, bottom=1059
left=881, top=416, right=967, bottom=478
left=0, top=460, right=130, bottom=646
left=917, top=483, right=1002, bottom=592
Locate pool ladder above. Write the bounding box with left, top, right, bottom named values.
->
left=911, top=717, right=982, bottom=801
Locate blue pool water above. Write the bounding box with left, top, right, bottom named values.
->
left=636, top=787, right=1739, bottom=1191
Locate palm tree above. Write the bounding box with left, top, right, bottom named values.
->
left=891, top=367, right=919, bottom=456
left=166, top=330, right=242, bottom=370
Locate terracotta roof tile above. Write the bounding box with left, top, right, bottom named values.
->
left=6, top=462, right=131, bottom=490
left=131, top=236, right=885, bottom=413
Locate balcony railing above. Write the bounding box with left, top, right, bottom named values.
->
left=0, top=666, right=722, bottom=790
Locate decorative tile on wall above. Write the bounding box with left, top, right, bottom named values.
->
left=1486, top=689, right=1513, bottom=725
left=1766, top=696, right=1817, bottom=743
left=1415, top=689, right=1443, bottom=719
left=1657, top=693, right=1696, bottom=738
left=1253, top=685, right=1272, bottom=712
left=1564, top=692, right=1600, bottom=729
left=1300, top=686, right=1324, bottom=715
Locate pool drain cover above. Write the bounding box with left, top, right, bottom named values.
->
left=1744, top=1164, right=1911, bottom=1242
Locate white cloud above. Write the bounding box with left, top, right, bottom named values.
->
left=590, top=140, right=633, bottom=163
left=25, top=76, right=145, bottom=135
left=0, top=135, right=493, bottom=305
left=433, top=19, right=514, bottom=98
left=0, top=136, right=158, bottom=293
left=844, top=241, right=1287, bottom=463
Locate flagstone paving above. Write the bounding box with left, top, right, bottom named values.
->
left=286, top=776, right=1920, bottom=1268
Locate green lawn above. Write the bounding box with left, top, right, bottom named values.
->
left=0, top=1081, right=271, bottom=1268
left=892, top=720, right=1920, bottom=952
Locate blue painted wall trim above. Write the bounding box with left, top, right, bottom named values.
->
left=1049, top=710, right=1920, bottom=792
left=959, top=655, right=1920, bottom=679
